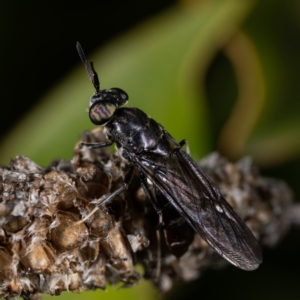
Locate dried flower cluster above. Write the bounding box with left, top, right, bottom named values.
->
left=0, top=128, right=293, bottom=299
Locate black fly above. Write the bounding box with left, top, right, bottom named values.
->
left=76, top=42, right=262, bottom=271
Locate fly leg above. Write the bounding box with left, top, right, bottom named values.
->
left=139, top=174, right=163, bottom=282
left=75, top=166, right=134, bottom=224
left=80, top=141, right=113, bottom=148
left=96, top=165, right=134, bottom=207
left=140, top=174, right=163, bottom=226
left=179, top=139, right=190, bottom=155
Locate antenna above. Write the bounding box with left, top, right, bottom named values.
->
left=76, top=42, right=100, bottom=92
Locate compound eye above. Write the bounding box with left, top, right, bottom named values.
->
left=89, top=101, right=117, bottom=125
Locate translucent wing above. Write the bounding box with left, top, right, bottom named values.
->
left=139, top=140, right=262, bottom=270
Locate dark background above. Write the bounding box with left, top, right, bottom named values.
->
left=1, top=1, right=300, bottom=299
left=0, top=1, right=174, bottom=141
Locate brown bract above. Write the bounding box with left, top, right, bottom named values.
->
left=0, top=127, right=294, bottom=299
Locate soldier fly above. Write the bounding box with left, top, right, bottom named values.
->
left=76, top=42, right=262, bottom=270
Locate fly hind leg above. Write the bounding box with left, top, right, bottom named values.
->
left=139, top=174, right=163, bottom=227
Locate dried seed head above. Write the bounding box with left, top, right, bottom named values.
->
left=20, top=241, right=53, bottom=274
left=0, top=128, right=294, bottom=298
left=50, top=212, right=89, bottom=250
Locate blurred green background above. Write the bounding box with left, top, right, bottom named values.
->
left=1, top=0, right=300, bottom=299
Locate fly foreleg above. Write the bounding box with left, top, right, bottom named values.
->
left=80, top=141, right=113, bottom=148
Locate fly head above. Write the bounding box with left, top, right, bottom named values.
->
left=76, top=42, right=128, bottom=126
